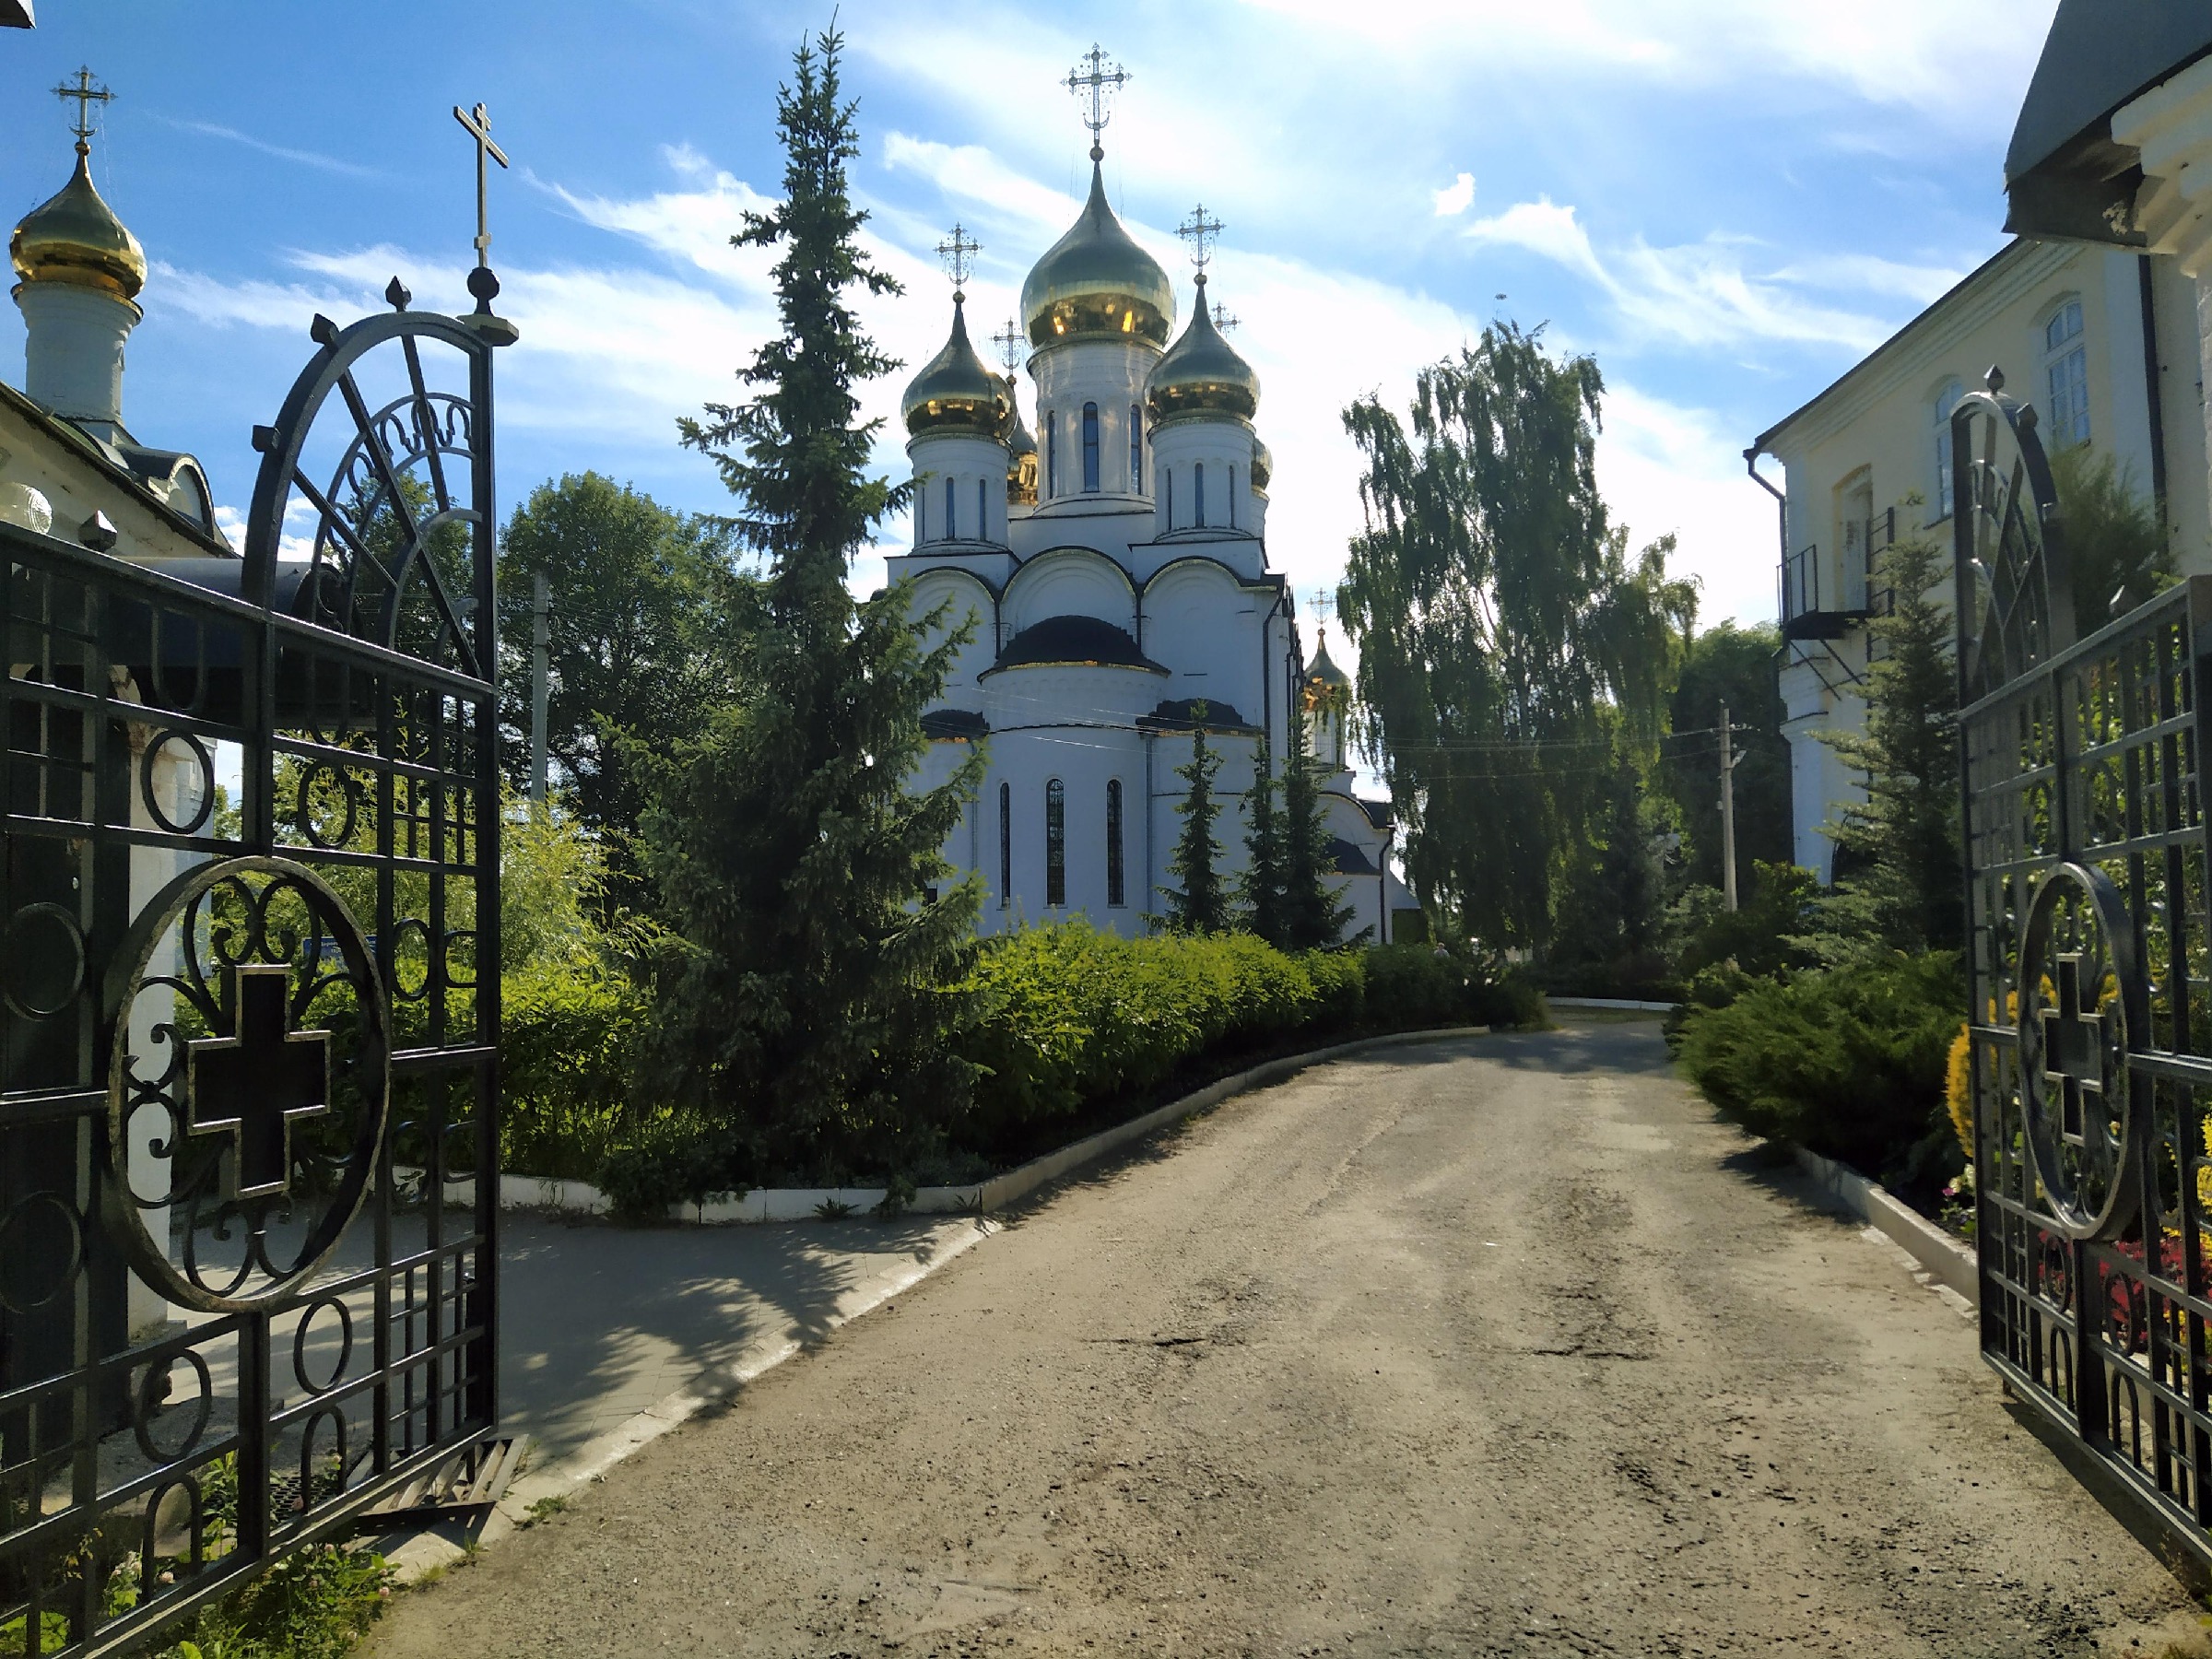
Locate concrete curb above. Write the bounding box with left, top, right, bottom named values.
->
left=406, top=1023, right=1497, bottom=1227
left=1793, top=1147, right=1977, bottom=1303
left=1547, top=996, right=1680, bottom=1013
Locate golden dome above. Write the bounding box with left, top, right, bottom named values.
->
left=1002, top=373, right=1039, bottom=504
left=1147, top=276, right=1258, bottom=423
left=902, top=299, right=1009, bottom=439
left=10, top=144, right=146, bottom=302
left=1020, top=152, right=1173, bottom=349
left=1250, top=436, right=1273, bottom=495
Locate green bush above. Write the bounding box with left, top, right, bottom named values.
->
left=500, top=960, right=654, bottom=1182
left=594, top=1109, right=744, bottom=1223
left=1675, top=950, right=1963, bottom=1186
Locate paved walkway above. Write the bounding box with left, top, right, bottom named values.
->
left=367, top=1020, right=2206, bottom=1657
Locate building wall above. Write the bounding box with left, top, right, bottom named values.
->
left=1758, top=240, right=2211, bottom=878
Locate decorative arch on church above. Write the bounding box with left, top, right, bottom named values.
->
left=909, top=568, right=998, bottom=697
left=1141, top=557, right=1274, bottom=712
left=1002, top=546, right=1137, bottom=639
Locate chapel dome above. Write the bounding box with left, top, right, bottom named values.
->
left=1020, top=152, right=1173, bottom=349
left=1147, top=277, right=1258, bottom=423
left=1003, top=375, right=1040, bottom=505
left=1306, top=633, right=1350, bottom=690
left=10, top=143, right=146, bottom=302
left=1250, top=436, right=1273, bottom=495
left=902, top=299, right=1009, bottom=439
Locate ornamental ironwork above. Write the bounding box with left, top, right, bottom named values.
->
left=1959, top=370, right=2212, bottom=1569
left=0, top=279, right=511, bottom=1653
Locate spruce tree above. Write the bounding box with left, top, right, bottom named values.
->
left=1163, top=706, right=1230, bottom=934
left=640, top=29, right=983, bottom=1184
left=1239, top=747, right=1288, bottom=946
left=1280, top=693, right=1358, bottom=947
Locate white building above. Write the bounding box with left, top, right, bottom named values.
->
left=889, top=138, right=1406, bottom=941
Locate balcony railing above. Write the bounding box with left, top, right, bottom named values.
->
left=1779, top=508, right=1897, bottom=642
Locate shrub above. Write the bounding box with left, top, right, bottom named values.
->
left=1675, top=950, right=1964, bottom=1189
left=500, top=960, right=654, bottom=1182
left=594, top=1109, right=744, bottom=1223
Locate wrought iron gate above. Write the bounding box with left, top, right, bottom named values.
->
left=0, top=280, right=512, bottom=1653
left=1959, top=369, right=2212, bottom=1562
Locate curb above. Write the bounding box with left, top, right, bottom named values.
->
left=1792, top=1147, right=1977, bottom=1302
left=410, top=1023, right=1497, bottom=1227
left=1547, top=996, right=1680, bottom=1013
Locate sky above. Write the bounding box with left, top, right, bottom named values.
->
left=0, top=0, right=2062, bottom=646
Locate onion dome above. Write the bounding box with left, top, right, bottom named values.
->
left=1020, top=149, right=1174, bottom=348
left=10, top=142, right=146, bottom=302
left=1250, top=436, right=1273, bottom=496
left=902, top=298, right=1009, bottom=438
left=1306, top=630, right=1350, bottom=692
left=1002, top=374, right=1040, bottom=505
left=1147, top=275, right=1258, bottom=422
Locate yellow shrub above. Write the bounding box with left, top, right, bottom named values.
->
left=1947, top=1022, right=1973, bottom=1158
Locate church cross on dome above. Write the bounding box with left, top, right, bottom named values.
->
left=53, top=65, right=113, bottom=149
left=1177, top=204, right=1224, bottom=285
left=1213, top=300, right=1240, bottom=333
left=991, top=316, right=1025, bottom=375
left=936, top=223, right=980, bottom=300
left=1065, top=45, right=1130, bottom=158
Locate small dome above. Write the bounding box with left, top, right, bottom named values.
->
left=10, top=144, right=146, bottom=302
left=1307, top=631, right=1349, bottom=690
left=1250, top=436, right=1273, bottom=495
left=1021, top=152, right=1174, bottom=349
left=1003, top=374, right=1040, bottom=505
left=1148, top=276, right=1258, bottom=423
left=903, top=299, right=1009, bottom=439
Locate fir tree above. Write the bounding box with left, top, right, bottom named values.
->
left=1239, top=747, right=1288, bottom=946
left=639, top=29, right=983, bottom=1184
left=1279, top=692, right=1358, bottom=947
left=1163, top=705, right=1230, bottom=934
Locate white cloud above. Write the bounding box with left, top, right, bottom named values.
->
left=1594, top=384, right=1778, bottom=625
left=1432, top=172, right=1477, bottom=218
left=154, top=117, right=382, bottom=180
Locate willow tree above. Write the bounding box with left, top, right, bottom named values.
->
left=1338, top=325, right=1694, bottom=948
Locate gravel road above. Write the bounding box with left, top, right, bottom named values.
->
left=367, top=1018, right=2207, bottom=1656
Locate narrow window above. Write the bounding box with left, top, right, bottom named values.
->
left=945, top=473, right=957, bottom=540
left=1229, top=464, right=1237, bottom=528
left=1130, top=405, right=1143, bottom=492
left=1933, top=379, right=1962, bottom=519
left=1106, top=779, right=1125, bottom=906
left=1194, top=462, right=1206, bottom=528
left=916, top=488, right=925, bottom=545
left=1165, top=468, right=1174, bottom=528
left=978, top=476, right=988, bottom=539
left=2044, top=299, right=2089, bottom=446
left=1045, top=780, right=1066, bottom=907
left=998, top=782, right=1011, bottom=908
left=1046, top=412, right=1058, bottom=497
left=1082, top=403, right=1101, bottom=492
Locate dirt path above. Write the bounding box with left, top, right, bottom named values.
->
left=368, top=1019, right=2206, bottom=1657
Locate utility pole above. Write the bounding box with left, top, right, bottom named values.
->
left=1719, top=703, right=1739, bottom=912
left=529, top=571, right=550, bottom=804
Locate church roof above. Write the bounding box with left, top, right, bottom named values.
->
left=1306, top=634, right=1349, bottom=688
left=10, top=141, right=145, bottom=302
left=902, top=299, right=1008, bottom=439
left=1327, top=837, right=1379, bottom=877
left=1138, top=697, right=1258, bottom=734
left=1148, top=275, right=1258, bottom=423
left=1020, top=154, right=1174, bottom=349
left=921, top=707, right=990, bottom=741
left=989, top=614, right=1168, bottom=676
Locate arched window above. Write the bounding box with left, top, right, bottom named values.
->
left=1106, top=780, right=1124, bottom=906
left=1129, top=405, right=1143, bottom=492
left=1045, top=780, right=1066, bottom=907
left=915, top=488, right=925, bottom=544
left=1164, top=468, right=1174, bottom=527
left=1932, top=379, right=1963, bottom=519
left=1082, top=403, right=1101, bottom=492
left=945, top=473, right=958, bottom=540
left=2044, top=299, right=2088, bottom=446
left=998, top=782, right=1011, bottom=909
left=1194, top=462, right=1206, bottom=528
left=1228, top=465, right=1237, bottom=528
left=1046, top=412, right=1058, bottom=498
left=977, top=476, right=988, bottom=541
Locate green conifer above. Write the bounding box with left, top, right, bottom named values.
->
left=1163, top=705, right=1230, bottom=934
left=1280, top=692, right=1359, bottom=947
left=1239, top=747, right=1288, bottom=946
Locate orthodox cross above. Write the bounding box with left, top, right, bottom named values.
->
left=53, top=65, right=112, bottom=147
left=936, top=222, right=980, bottom=301
left=1213, top=300, right=1241, bottom=333
left=1177, top=204, right=1224, bottom=278
left=452, top=101, right=511, bottom=270
left=992, top=316, right=1025, bottom=376
left=1065, top=45, right=1130, bottom=150
left=185, top=965, right=333, bottom=1201
left=2038, top=951, right=2109, bottom=1147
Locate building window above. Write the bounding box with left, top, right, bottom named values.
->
left=2045, top=299, right=2089, bottom=446
left=1082, top=403, right=1101, bottom=492
left=1046, top=412, right=1058, bottom=497
left=945, top=474, right=957, bottom=540
left=1106, top=779, right=1124, bottom=906
left=1933, top=379, right=1963, bottom=520
left=1165, top=468, right=1174, bottom=527
left=977, top=476, right=988, bottom=540
left=1045, top=779, right=1065, bottom=907
left=1130, top=405, right=1143, bottom=492
left=1229, top=464, right=1237, bottom=528
left=915, top=488, right=925, bottom=544
left=998, top=782, right=1010, bottom=908
left=1194, top=462, right=1206, bottom=528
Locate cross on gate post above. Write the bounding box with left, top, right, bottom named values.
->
left=2040, top=952, right=2110, bottom=1147
left=452, top=100, right=511, bottom=271
left=185, top=965, right=333, bottom=1199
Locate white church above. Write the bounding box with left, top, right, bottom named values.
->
left=890, top=121, right=1408, bottom=944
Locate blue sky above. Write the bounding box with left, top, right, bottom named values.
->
left=1, top=0, right=2058, bottom=632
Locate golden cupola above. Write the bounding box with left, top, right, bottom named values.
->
left=1002, top=374, right=1040, bottom=505
left=902, top=298, right=1010, bottom=439
left=1020, top=148, right=1174, bottom=349
left=10, top=141, right=147, bottom=306
left=1147, top=274, right=1259, bottom=423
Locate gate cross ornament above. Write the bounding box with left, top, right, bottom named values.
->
left=2040, top=952, right=2109, bottom=1146
left=185, top=964, right=333, bottom=1199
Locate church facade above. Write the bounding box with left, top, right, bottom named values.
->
left=890, top=139, right=1407, bottom=942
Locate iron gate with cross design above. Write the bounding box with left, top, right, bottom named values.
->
left=1959, top=367, right=2212, bottom=1567
left=0, top=276, right=512, bottom=1654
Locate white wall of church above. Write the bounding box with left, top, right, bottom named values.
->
left=1030, top=339, right=1158, bottom=504
left=908, top=431, right=1012, bottom=547
left=1002, top=548, right=1137, bottom=638
left=1151, top=416, right=1261, bottom=540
